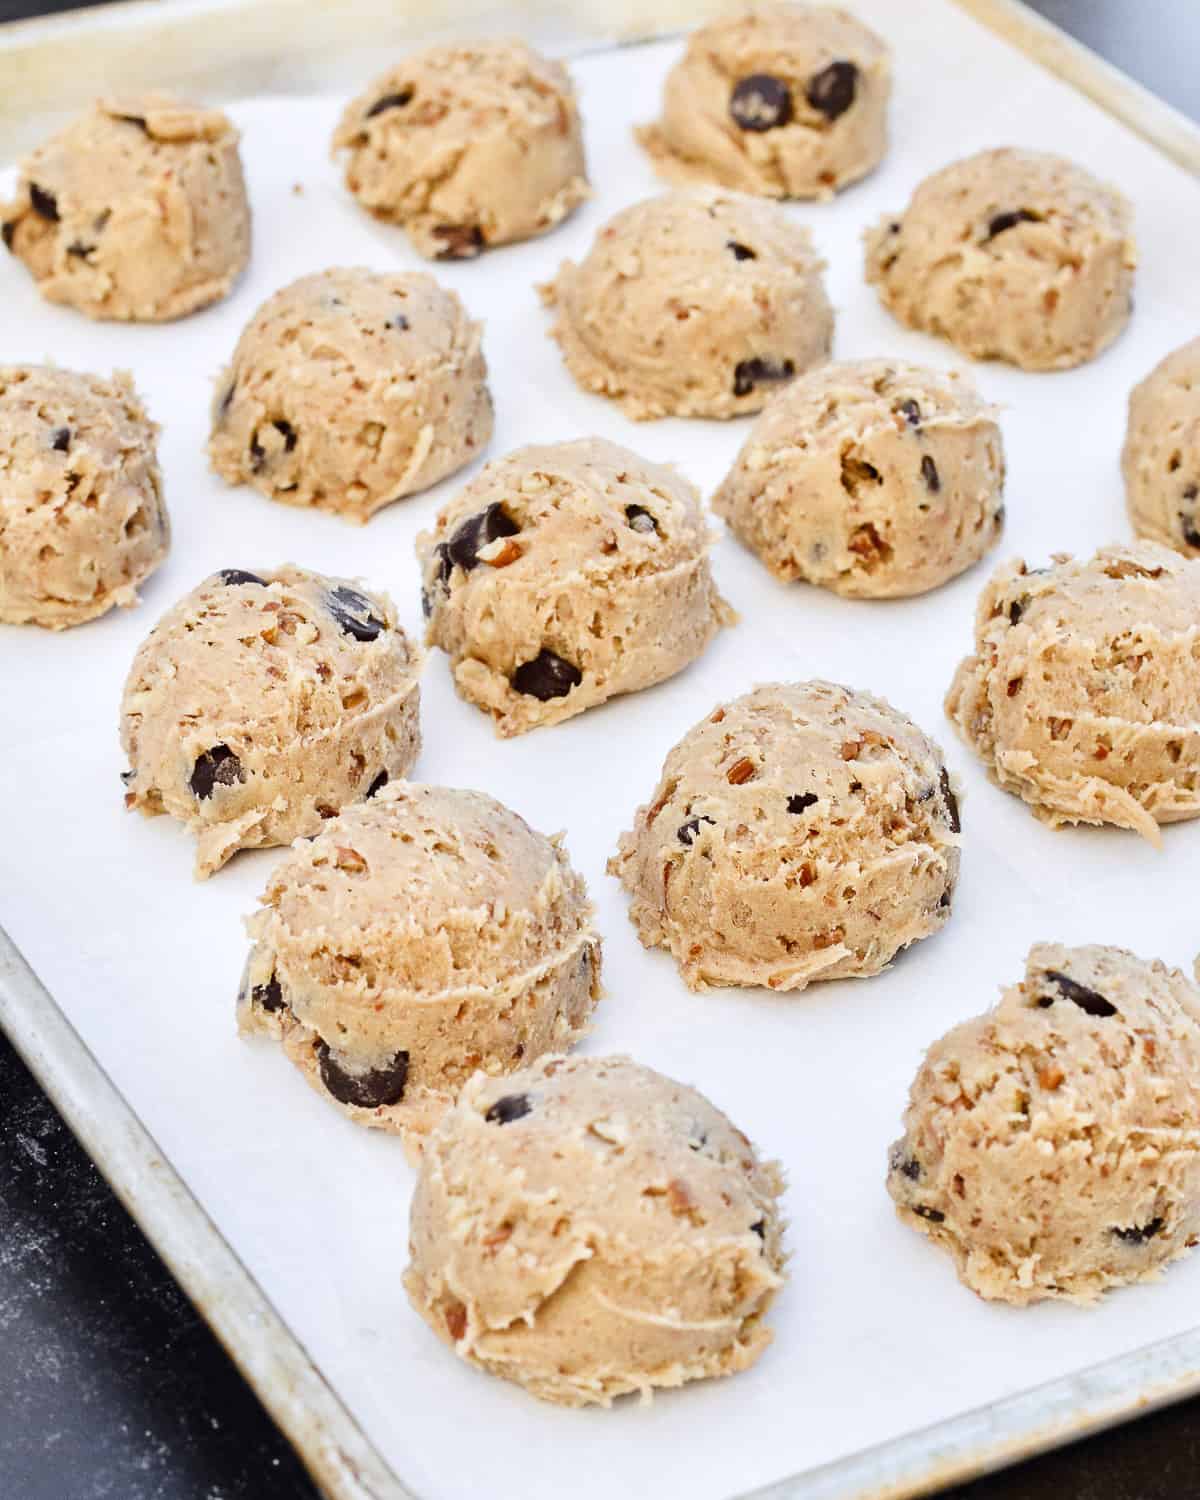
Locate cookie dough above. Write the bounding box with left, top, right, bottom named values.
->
left=120, top=566, right=421, bottom=877
left=636, top=3, right=890, bottom=200
left=208, top=268, right=493, bottom=523
left=864, top=149, right=1135, bottom=371
left=239, top=783, right=599, bottom=1147
left=417, top=438, right=735, bottom=736
left=0, top=365, right=168, bottom=629
left=945, top=542, right=1200, bottom=845
left=712, top=359, right=1005, bottom=597
left=405, top=1054, right=786, bottom=1406
left=610, top=680, right=960, bottom=991
left=332, top=40, right=588, bottom=260
left=540, top=188, right=832, bottom=420
left=889, top=942, right=1200, bottom=1305
left=1123, top=338, right=1200, bottom=556
left=1, top=94, right=249, bottom=322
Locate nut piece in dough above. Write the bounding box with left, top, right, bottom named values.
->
left=637, top=3, right=890, bottom=200
left=405, top=1053, right=786, bottom=1406
left=540, top=188, right=832, bottom=420
left=713, top=359, right=1005, bottom=597
left=945, top=542, right=1200, bottom=845
left=1, top=94, right=250, bottom=322
left=208, top=268, right=493, bottom=523
left=610, top=681, right=960, bottom=991
left=1123, top=337, right=1200, bottom=557
left=889, top=942, right=1200, bottom=1305
left=239, top=783, right=600, bottom=1148
left=417, top=438, right=736, bottom=736
left=864, top=149, right=1135, bottom=372
left=120, top=566, right=421, bottom=877
left=332, top=40, right=588, bottom=259
left=0, top=365, right=167, bottom=628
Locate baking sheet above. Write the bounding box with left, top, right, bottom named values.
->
left=3, top=3, right=1200, bottom=1497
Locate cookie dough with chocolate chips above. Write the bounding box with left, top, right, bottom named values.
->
left=945, top=542, right=1200, bottom=844
left=864, top=149, right=1135, bottom=371
left=239, top=783, right=599, bottom=1148
left=417, top=437, right=735, bottom=736
left=636, top=3, right=890, bottom=200
left=0, top=365, right=168, bottom=628
left=713, top=359, right=1005, bottom=597
left=208, top=268, right=493, bottom=523
left=610, top=680, right=960, bottom=991
left=1, top=94, right=249, bottom=322
left=332, top=40, right=588, bottom=260
left=889, top=942, right=1200, bottom=1305
left=120, top=566, right=421, bottom=877
left=405, top=1054, right=786, bottom=1406
left=540, top=188, right=832, bottom=420
left=1123, top=337, right=1200, bottom=556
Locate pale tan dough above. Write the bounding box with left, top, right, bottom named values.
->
left=637, top=3, right=889, bottom=200
left=945, top=542, right=1200, bottom=845
left=120, top=566, right=421, bottom=877
left=864, top=148, right=1135, bottom=372
left=208, top=268, right=493, bottom=523
left=889, top=943, right=1200, bottom=1305
left=1, top=94, right=249, bottom=322
left=609, top=680, right=960, bottom=992
left=712, top=359, right=1005, bottom=597
left=417, top=437, right=735, bottom=737
left=332, top=40, right=588, bottom=260
left=0, top=365, right=167, bottom=629
left=405, top=1054, right=786, bottom=1406
left=1123, top=338, right=1200, bottom=556
left=540, top=188, right=832, bottom=420
left=238, top=783, right=599, bottom=1149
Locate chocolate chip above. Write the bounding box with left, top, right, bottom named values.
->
left=1, top=220, right=14, bottom=251
left=120, top=768, right=135, bottom=787
left=898, top=399, right=921, bottom=427
left=1037, top=970, right=1117, bottom=1018
left=678, top=815, right=715, bottom=846
left=512, top=649, right=581, bottom=700
left=316, top=1042, right=409, bottom=1108
left=1008, top=598, right=1026, bottom=625
left=806, top=60, right=857, bottom=120
left=985, top=209, right=1042, bottom=241
left=366, top=88, right=414, bottom=117
left=750, top=1219, right=766, bottom=1240
left=1113, top=1217, right=1164, bottom=1245
left=1180, top=514, right=1200, bottom=549
left=733, top=357, right=795, bottom=398
left=218, top=569, right=267, bottom=587
left=434, top=224, right=484, bottom=260
left=485, top=1093, right=532, bottom=1125
left=393, top=313, right=410, bottom=331
left=252, top=974, right=285, bottom=1013
left=938, top=767, right=960, bottom=833
left=50, top=427, right=71, bottom=453
left=328, top=585, right=386, bottom=642
left=727, top=240, right=757, bottom=261
left=1184, top=485, right=1199, bottom=501
left=787, top=793, right=818, bottom=813
left=66, top=241, right=95, bottom=258
left=29, top=183, right=58, bottom=221
left=189, top=745, right=244, bottom=800
left=938, top=888, right=952, bottom=909
left=446, top=502, right=519, bottom=573
left=218, top=383, right=236, bottom=418
left=898, top=1156, right=922, bottom=1181
left=420, top=586, right=433, bottom=619
left=730, top=74, right=793, bottom=131
left=913, top=1205, right=945, bottom=1223
left=365, top=769, right=388, bottom=799
left=115, top=113, right=148, bottom=131
left=625, top=504, right=659, bottom=535
left=921, top=455, right=941, bottom=493
left=248, top=436, right=265, bottom=473
left=273, top=419, right=297, bottom=452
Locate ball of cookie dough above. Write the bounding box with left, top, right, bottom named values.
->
left=889, top=943, right=1200, bottom=1304
left=1, top=94, right=249, bottom=322
left=238, top=783, right=600, bottom=1147
left=1123, top=338, right=1200, bottom=556
left=417, top=438, right=736, bottom=736
left=208, top=268, right=493, bottom=523
left=864, top=149, right=1135, bottom=371
left=610, top=680, right=960, bottom=991
left=540, top=188, right=832, bottom=420
left=636, top=3, right=890, bottom=200
left=712, top=359, right=1005, bottom=597
left=332, top=40, right=588, bottom=260
left=945, top=542, right=1200, bottom=844
left=0, top=365, right=168, bottom=629
left=405, top=1054, right=786, bottom=1406
left=120, top=566, right=421, bottom=877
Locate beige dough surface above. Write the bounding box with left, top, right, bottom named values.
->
left=712, top=358, right=1005, bottom=597
left=864, top=148, right=1135, bottom=371
left=1, top=94, right=249, bottom=322
left=888, top=942, right=1200, bottom=1305
left=637, top=3, right=890, bottom=200
left=945, top=541, right=1200, bottom=845
left=405, top=1054, right=786, bottom=1406
left=208, top=267, right=493, bottom=523
left=238, top=783, right=599, bottom=1148
left=333, top=40, right=588, bottom=260
left=0, top=365, right=168, bottom=629
left=1123, top=337, right=1200, bottom=556
left=120, top=566, right=421, bottom=877
left=417, top=437, right=735, bottom=736
left=609, top=680, right=960, bottom=992
left=540, top=188, right=832, bottom=420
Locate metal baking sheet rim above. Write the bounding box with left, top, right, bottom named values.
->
left=2, top=1, right=1199, bottom=1496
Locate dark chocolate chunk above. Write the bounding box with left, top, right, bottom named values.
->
left=985, top=209, right=1041, bottom=241
left=1037, top=969, right=1117, bottom=1018
left=1, top=220, right=14, bottom=251
left=898, top=1156, right=922, bottom=1181
left=484, top=1093, right=532, bottom=1125
left=29, top=183, right=59, bottom=221
left=272, top=418, right=297, bottom=452
left=727, top=240, right=757, bottom=261
left=750, top=1219, right=766, bottom=1240
left=434, top=224, right=484, bottom=260
left=420, top=585, right=433, bottom=619
left=446, top=502, right=519, bottom=573
left=328, top=585, right=386, bottom=642
left=678, top=815, right=715, bottom=846
left=1180, top=513, right=1200, bottom=550
left=1008, top=598, right=1026, bottom=625
left=806, top=60, right=857, bottom=120
left=366, top=89, right=414, bottom=118
left=433, top=542, right=453, bottom=588
left=120, top=768, right=135, bottom=787
left=393, top=313, right=410, bottom=331
left=898, top=399, right=921, bottom=427
left=938, top=767, right=960, bottom=833
left=625, top=504, right=659, bottom=535
left=912, top=1205, right=945, bottom=1223
left=218, top=568, right=267, bottom=587
left=733, top=356, right=795, bottom=398
left=316, top=1042, right=409, bottom=1108
left=248, top=435, right=265, bottom=473
left=66, top=240, right=95, bottom=258
left=730, top=73, right=793, bottom=131
left=511, top=649, right=581, bottom=701
left=365, top=769, right=389, bottom=799
left=189, top=744, right=244, bottom=800
left=115, top=113, right=148, bottom=131
left=787, top=792, right=818, bottom=814
left=938, top=887, right=952, bottom=910
left=921, top=454, right=941, bottom=493
left=1113, top=1217, right=1165, bottom=1246
left=252, top=973, right=285, bottom=1013
left=50, top=427, right=71, bottom=453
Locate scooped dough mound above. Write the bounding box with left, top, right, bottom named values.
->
left=405, top=1053, right=786, bottom=1406
left=1123, top=337, right=1200, bottom=556
left=609, top=680, right=960, bottom=991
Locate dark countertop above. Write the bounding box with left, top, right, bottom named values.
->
left=3, top=4, right=1200, bottom=1499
